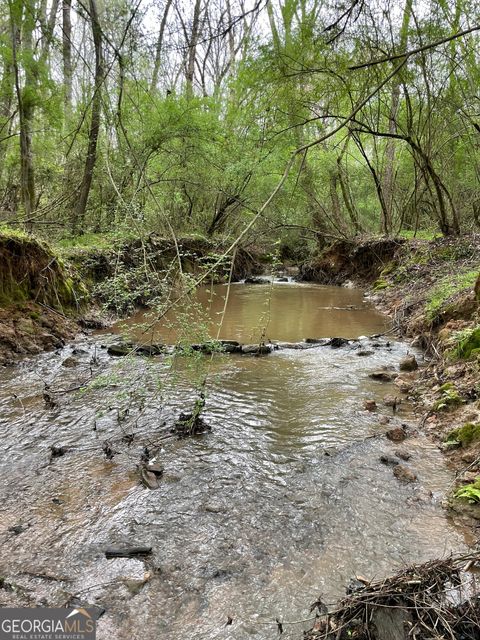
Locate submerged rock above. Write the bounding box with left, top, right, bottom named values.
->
left=364, top=400, right=377, bottom=411
left=394, top=448, right=412, bottom=461
left=329, top=337, right=350, bottom=348
left=386, top=426, right=407, bottom=442
left=204, top=502, right=224, bottom=514
left=107, top=342, right=163, bottom=357
left=369, top=370, right=397, bottom=382
left=276, top=341, right=313, bottom=350
left=244, top=277, right=266, bottom=284
left=136, top=344, right=164, bottom=356
left=383, top=395, right=399, bottom=408
left=172, top=412, right=212, bottom=438
left=107, top=342, right=134, bottom=356
left=393, top=464, right=417, bottom=484
left=61, top=356, right=79, bottom=368
left=219, top=340, right=242, bottom=353
left=140, top=467, right=161, bottom=490
left=380, top=455, right=399, bottom=467
left=241, top=344, right=272, bottom=355
left=394, top=377, right=412, bottom=393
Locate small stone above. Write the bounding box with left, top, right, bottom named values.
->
left=439, top=440, right=461, bottom=452
left=369, top=371, right=397, bottom=382
left=394, top=448, right=411, bottom=461
left=386, top=426, right=407, bottom=442
left=461, top=471, right=479, bottom=483
left=393, top=465, right=417, bottom=483
left=357, top=350, right=374, bottom=357
left=146, top=462, right=164, bottom=476
left=364, top=400, right=377, bottom=411
left=107, top=343, right=134, bottom=356
left=383, top=395, right=399, bottom=408
left=399, top=355, right=418, bottom=372
left=394, top=377, right=412, bottom=394
left=380, top=455, right=399, bottom=467
left=140, top=467, right=161, bottom=489
left=379, top=416, right=391, bottom=425
left=61, top=356, right=79, bottom=368
left=8, top=524, right=27, bottom=535
left=461, top=451, right=478, bottom=464
left=204, top=503, right=223, bottom=514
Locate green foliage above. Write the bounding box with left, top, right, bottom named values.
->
left=1, top=0, right=480, bottom=250
left=399, top=230, right=442, bottom=241
left=455, top=478, right=480, bottom=503
left=93, top=264, right=167, bottom=315
left=425, top=271, right=478, bottom=322
left=446, top=423, right=480, bottom=448
left=373, top=279, right=390, bottom=291
left=448, top=326, right=480, bottom=360
left=433, top=382, right=464, bottom=411
left=0, top=230, right=85, bottom=309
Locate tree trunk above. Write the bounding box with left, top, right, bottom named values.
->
left=150, top=0, right=173, bottom=94
left=72, top=0, right=104, bottom=233
left=381, top=0, right=412, bottom=235
left=185, top=0, right=202, bottom=98
left=0, top=58, right=14, bottom=186
left=62, top=0, right=72, bottom=112
left=10, top=0, right=36, bottom=230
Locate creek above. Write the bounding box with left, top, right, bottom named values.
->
left=0, top=281, right=469, bottom=639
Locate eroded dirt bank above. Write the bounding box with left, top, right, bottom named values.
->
left=0, top=231, right=263, bottom=364
left=0, top=232, right=84, bottom=364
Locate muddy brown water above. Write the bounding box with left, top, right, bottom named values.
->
left=0, top=282, right=469, bottom=639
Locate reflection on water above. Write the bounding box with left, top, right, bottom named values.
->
left=0, top=283, right=468, bottom=639
left=112, top=282, right=389, bottom=344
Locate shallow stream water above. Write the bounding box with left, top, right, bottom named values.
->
left=0, top=281, right=469, bottom=639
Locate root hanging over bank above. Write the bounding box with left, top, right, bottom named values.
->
left=305, top=552, right=480, bottom=640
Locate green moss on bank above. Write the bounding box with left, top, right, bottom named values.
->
left=448, top=326, right=480, bottom=360
left=425, top=270, right=478, bottom=322
left=446, top=423, right=480, bottom=447
left=0, top=230, right=86, bottom=311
